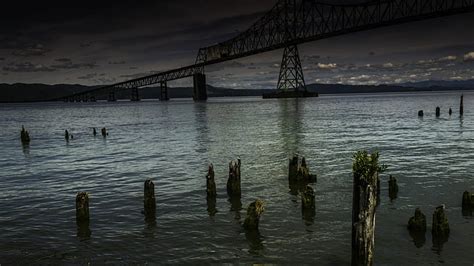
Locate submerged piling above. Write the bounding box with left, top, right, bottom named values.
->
left=432, top=205, right=450, bottom=248
left=460, top=94, right=464, bottom=116
left=93, top=127, right=97, bottom=136
left=418, top=110, right=424, bottom=117
left=227, top=159, right=241, bottom=197
left=407, top=208, right=427, bottom=233
left=243, top=199, right=265, bottom=231
left=144, top=179, right=156, bottom=220
left=75, top=192, right=90, bottom=222
left=436, top=107, right=440, bottom=117
left=206, top=164, right=216, bottom=197
left=101, top=127, right=108, bottom=137
left=351, top=151, right=383, bottom=266
left=449, top=108, right=452, bottom=116
left=388, top=175, right=398, bottom=200
left=301, top=185, right=316, bottom=224
left=65, top=130, right=70, bottom=141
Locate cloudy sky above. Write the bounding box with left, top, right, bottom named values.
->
left=1, top=0, right=474, bottom=89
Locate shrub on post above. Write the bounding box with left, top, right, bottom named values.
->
left=351, top=151, right=385, bottom=266
left=76, top=192, right=90, bottom=222
left=243, top=199, right=265, bottom=231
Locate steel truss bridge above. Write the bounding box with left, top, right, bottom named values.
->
left=59, top=0, right=474, bottom=102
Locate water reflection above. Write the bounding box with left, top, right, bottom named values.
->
left=194, top=103, right=210, bottom=155
left=302, top=207, right=315, bottom=226
left=21, top=143, right=30, bottom=157
left=278, top=98, right=304, bottom=157
left=432, top=234, right=449, bottom=254
left=76, top=221, right=91, bottom=240
left=206, top=196, right=217, bottom=217
left=409, top=231, right=426, bottom=248
left=229, top=196, right=242, bottom=220
left=245, top=229, right=264, bottom=255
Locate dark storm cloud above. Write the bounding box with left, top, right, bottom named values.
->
left=108, top=61, right=126, bottom=65
left=3, top=62, right=56, bottom=72
left=77, top=73, right=97, bottom=80
left=11, top=44, right=51, bottom=57
left=0, top=57, right=4, bottom=60
left=55, top=58, right=72, bottom=62
left=51, top=61, right=98, bottom=70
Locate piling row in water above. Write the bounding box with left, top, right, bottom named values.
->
left=418, top=95, right=465, bottom=117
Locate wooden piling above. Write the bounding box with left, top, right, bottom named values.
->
left=301, top=185, right=315, bottom=211
left=65, top=130, right=70, bottom=141
left=418, top=110, right=424, bottom=117
left=206, top=164, right=216, bottom=197
left=407, top=208, right=427, bottom=233
left=449, top=108, right=452, bottom=116
left=388, top=175, right=398, bottom=200
left=75, top=192, right=90, bottom=222
left=462, top=191, right=474, bottom=216
left=144, top=179, right=156, bottom=219
left=432, top=205, right=449, bottom=238
left=101, top=127, right=107, bottom=137
left=227, top=159, right=241, bottom=197
left=351, top=151, right=382, bottom=266
left=460, top=94, right=464, bottom=116
left=435, top=107, right=440, bottom=117
left=20, top=126, right=30, bottom=144
left=93, top=127, right=97, bottom=136
left=243, top=199, right=265, bottom=231
left=288, top=155, right=317, bottom=184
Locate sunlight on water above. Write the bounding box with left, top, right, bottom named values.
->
left=0, top=92, right=473, bottom=264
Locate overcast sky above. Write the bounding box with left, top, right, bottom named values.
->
left=1, top=0, right=473, bottom=89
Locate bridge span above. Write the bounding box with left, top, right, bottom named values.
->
left=59, top=0, right=474, bottom=102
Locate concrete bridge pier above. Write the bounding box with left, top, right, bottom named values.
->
left=108, top=91, right=117, bottom=102
left=193, top=73, right=207, bottom=102
left=160, top=81, right=169, bottom=101
left=131, top=87, right=140, bottom=101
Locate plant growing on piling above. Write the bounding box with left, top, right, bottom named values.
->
left=352, top=151, right=386, bottom=181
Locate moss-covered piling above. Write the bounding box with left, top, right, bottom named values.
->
left=206, top=164, right=216, bottom=197
left=75, top=192, right=90, bottom=222
left=407, top=208, right=426, bottom=233
left=388, top=175, right=398, bottom=200
left=243, top=199, right=265, bottom=231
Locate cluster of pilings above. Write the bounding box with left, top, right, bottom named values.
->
left=418, top=95, right=464, bottom=117
left=407, top=205, right=450, bottom=249
left=20, top=126, right=110, bottom=146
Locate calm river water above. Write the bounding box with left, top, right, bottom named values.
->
left=0, top=92, right=473, bottom=265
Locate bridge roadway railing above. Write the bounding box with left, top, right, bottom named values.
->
left=58, top=0, right=474, bottom=100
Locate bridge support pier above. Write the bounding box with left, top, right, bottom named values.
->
left=263, top=45, right=318, bottom=99
left=193, top=73, right=207, bottom=102
left=131, top=88, right=140, bottom=101
left=160, top=81, right=169, bottom=101
left=108, top=91, right=117, bottom=102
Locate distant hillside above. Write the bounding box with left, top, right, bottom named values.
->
left=0, top=81, right=473, bottom=103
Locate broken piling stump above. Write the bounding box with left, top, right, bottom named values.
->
left=288, top=155, right=317, bottom=184
left=388, top=175, right=398, bottom=200
left=407, top=208, right=427, bottom=233
left=65, top=130, right=70, bottom=141
left=93, top=127, right=97, bottom=136
left=462, top=191, right=474, bottom=216
left=460, top=94, right=464, bottom=116
left=243, top=199, right=265, bottom=231
left=227, top=159, right=241, bottom=197
left=76, top=192, right=90, bottom=222
left=101, top=127, right=108, bottom=137
left=432, top=205, right=450, bottom=249
left=20, top=126, right=30, bottom=144
left=351, top=151, right=383, bottom=266
left=206, top=164, right=216, bottom=197
left=432, top=205, right=450, bottom=236
left=418, top=110, right=424, bottom=117
left=144, top=179, right=156, bottom=220
left=435, top=107, right=440, bottom=117
left=449, top=108, right=452, bottom=116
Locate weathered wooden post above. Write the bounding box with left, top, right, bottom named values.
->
left=76, top=192, right=90, bottom=222
left=388, top=175, right=398, bottom=200
left=93, top=127, right=97, bottom=136
left=407, top=208, right=427, bottom=232
left=418, top=110, right=424, bottom=117
left=407, top=208, right=427, bottom=248
left=65, top=130, right=70, bottom=141
left=460, top=94, right=464, bottom=116
left=144, top=179, right=156, bottom=220
left=435, top=107, right=440, bottom=117
left=449, top=108, right=452, bottom=116
left=20, top=126, right=31, bottom=144
left=352, top=151, right=383, bottom=266
left=227, top=159, right=241, bottom=197
left=243, top=199, right=265, bottom=230
left=288, top=155, right=317, bottom=184
left=101, top=127, right=108, bottom=137
left=206, top=164, right=216, bottom=197
left=462, top=191, right=474, bottom=216
left=432, top=205, right=450, bottom=248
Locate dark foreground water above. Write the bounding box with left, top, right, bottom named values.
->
left=0, top=92, right=473, bottom=265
